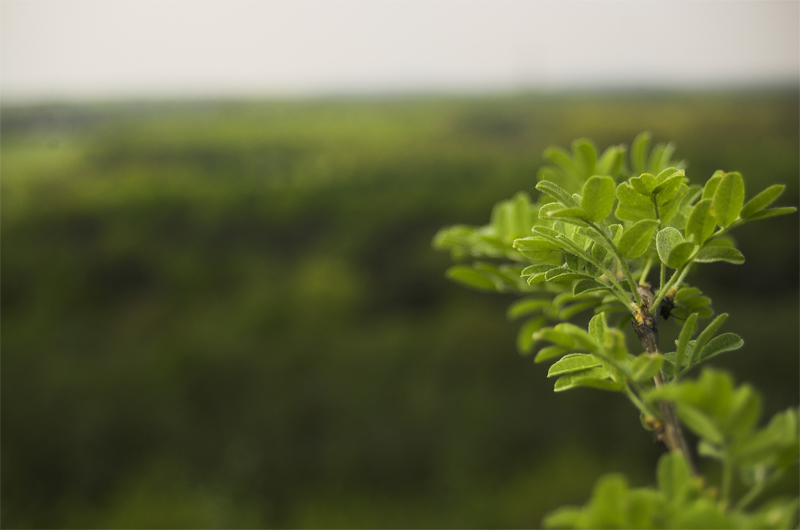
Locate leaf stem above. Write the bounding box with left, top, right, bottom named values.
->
left=653, top=197, right=662, bottom=225
left=586, top=222, right=642, bottom=306
left=650, top=256, right=696, bottom=315
left=721, top=457, right=733, bottom=509
left=625, top=383, right=659, bottom=419
left=639, top=256, right=654, bottom=284
left=536, top=226, right=634, bottom=310
left=734, top=474, right=768, bottom=511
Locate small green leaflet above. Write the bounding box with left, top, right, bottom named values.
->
left=695, top=332, right=744, bottom=363
left=547, top=353, right=602, bottom=377
left=544, top=146, right=581, bottom=179
left=548, top=207, right=590, bottom=222
left=618, top=219, right=659, bottom=259
left=596, top=145, right=625, bottom=176
left=740, top=184, right=785, bottom=219
left=712, top=172, right=745, bottom=228
left=445, top=265, right=497, bottom=291
left=580, top=176, right=616, bottom=222
left=694, top=246, right=744, bottom=264
left=559, top=300, right=601, bottom=320
left=685, top=199, right=715, bottom=245
left=534, top=345, right=570, bottom=363
left=652, top=173, right=685, bottom=206
left=672, top=313, right=698, bottom=375
left=616, top=182, right=654, bottom=210
left=507, top=298, right=551, bottom=319
left=654, top=167, right=684, bottom=185
left=728, top=408, right=799, bottom=467
left=649, top=145, right=679, bottom=174
left=631, top=131, right=651, bottom=174
left=702, top=171, right=724, bottom=200
left=722, top=385, right=761, bottom=436
left=656, top=227, right=690, bottom=269
left=675, top=403, right=725, bottom=445
left=743, top=206, right=796, bottom=221
left=588, top=313, right=607, bottom=345
left=517, top=316, right=547, bottom=355
left=553, top=367, right=623, bottom=392
left=630, top=173, right=656, bottom=195
left=573, top=279, right=610, bottom=295
left=630, top=354, right=664, bottom=382
left=657, top=453, right=694, bottom=506
left=667, top=241, right=696, bottom=269
left=675, top=287, right=701, bottom=301
left=572, top=139, right=597, bottom=178
left=536, top=180, right=579, bottom=208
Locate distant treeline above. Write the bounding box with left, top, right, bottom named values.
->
left=2, top=92, right=798, bottom=528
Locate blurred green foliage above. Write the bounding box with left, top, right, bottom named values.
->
left=2, top=92, right=798, bottom=528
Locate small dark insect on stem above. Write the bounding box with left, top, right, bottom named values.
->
left=659, top=295, right=685, bottom=322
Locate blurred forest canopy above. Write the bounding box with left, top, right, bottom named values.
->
left=2, top=91, right=798, bottom=528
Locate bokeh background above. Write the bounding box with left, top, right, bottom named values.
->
left=2, top=2, right=799, bottom=528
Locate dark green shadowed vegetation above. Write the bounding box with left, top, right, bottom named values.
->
left=2, top=92, right=798, bottom=528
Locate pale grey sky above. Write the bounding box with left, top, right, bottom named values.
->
left=2, top=0, right=798, bottom=102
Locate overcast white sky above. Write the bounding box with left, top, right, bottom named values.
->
left=2, top=0, right=798, bottom=102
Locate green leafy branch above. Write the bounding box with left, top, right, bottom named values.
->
left=433, top=133, right=798, bottom=528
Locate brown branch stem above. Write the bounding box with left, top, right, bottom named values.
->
left=631, top=285, right=697, bottom=476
